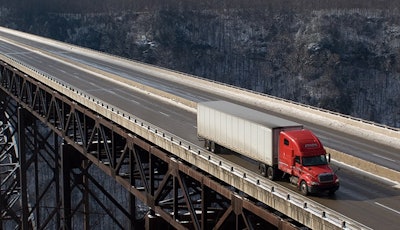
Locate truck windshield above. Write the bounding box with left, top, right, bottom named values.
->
left=302, top=155, right=328, bottom=166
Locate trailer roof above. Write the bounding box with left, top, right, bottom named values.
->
left=198, top=101, right=302, bottom=128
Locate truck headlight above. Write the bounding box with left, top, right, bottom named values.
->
left=311, top=181, right=320, bottom=186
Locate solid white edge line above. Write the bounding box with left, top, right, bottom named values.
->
left=374, top=202, right=400, bottom=215
left=331, top=159, right=400, bottom=189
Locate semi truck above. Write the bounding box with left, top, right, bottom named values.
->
left=197, top=101, right=339, bottom=195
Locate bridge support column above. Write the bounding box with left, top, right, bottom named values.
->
left=145, top=211, right=162, bottom=230
left=61, top=143, right=72, bottom=230
left=18, top=107, right=31, bottom=229
left=61, top=143, right=85, bottom=229
left=17, top=107, right=36, bottom=229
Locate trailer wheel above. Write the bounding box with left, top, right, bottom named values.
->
left=210, top=141, right=216, bottom=152
left=267, top=167, right=275, bottom=181
left=204, top=140, right=210, bottom=150
left=259, top=164, right=267, bottom=177
left=300, top=181, right=308, bottom=196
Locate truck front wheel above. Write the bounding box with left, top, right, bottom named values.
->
left=300, top=181, right=309, bottom=196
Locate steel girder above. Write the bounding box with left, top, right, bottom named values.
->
left=0, top=90, right=25, bottom=229
left=0, top=60, right=302, bottom=229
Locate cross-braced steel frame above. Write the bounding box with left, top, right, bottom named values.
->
left=0, top=60, right=304, bottom=229
left=0, top=89, right=30, bottom=229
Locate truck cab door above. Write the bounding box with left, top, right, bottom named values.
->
left=293, top=156, right=302, bottom=177
left=278, top=137, right=294, bottom=174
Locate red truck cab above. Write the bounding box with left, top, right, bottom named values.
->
left=278, top=129, right=339, bottom=195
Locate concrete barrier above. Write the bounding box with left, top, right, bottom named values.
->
left=327, top=147, right=400, bottom=183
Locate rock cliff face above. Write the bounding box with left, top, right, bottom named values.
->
left=1, top=7, right=400, bottom=127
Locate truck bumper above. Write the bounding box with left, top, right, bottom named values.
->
left=309, top=183, right=340, bottom=194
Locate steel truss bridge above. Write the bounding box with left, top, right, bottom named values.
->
left=0, top=57, right=310, bottom=229
left=0, top=30, right=386, bottom=229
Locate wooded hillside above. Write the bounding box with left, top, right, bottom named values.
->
left=1, top=1, right=399, bottom=127
left=1, top=0, right=399, bottom=13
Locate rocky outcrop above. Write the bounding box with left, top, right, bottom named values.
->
left=1, top=7, right=399, bottom=127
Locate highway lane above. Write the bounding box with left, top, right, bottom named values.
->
left=0, top=28, right=398, bottom=173
left=317, top=166, right=400, bottom=230
left=1, top=32, right=400, bottom=229
left=0, top=39, right=199, bottom=144
left=0, top=29, right=215, bottom=103
left=221, top=150, right=400, bottom=230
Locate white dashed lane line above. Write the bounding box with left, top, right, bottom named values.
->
left=159, top=111, right=170, bottom=117
left=372, top=153, right=396, bottom=162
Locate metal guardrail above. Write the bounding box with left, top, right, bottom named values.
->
left=0, top=54, right=372, bottom=229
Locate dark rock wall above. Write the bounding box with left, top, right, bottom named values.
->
left=1, top=7, right=399, bottom=127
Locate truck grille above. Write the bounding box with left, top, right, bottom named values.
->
left=318, top=173, right=334, bottom=183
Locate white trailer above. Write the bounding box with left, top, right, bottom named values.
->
left=197, top=101, right=303, bottom=166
